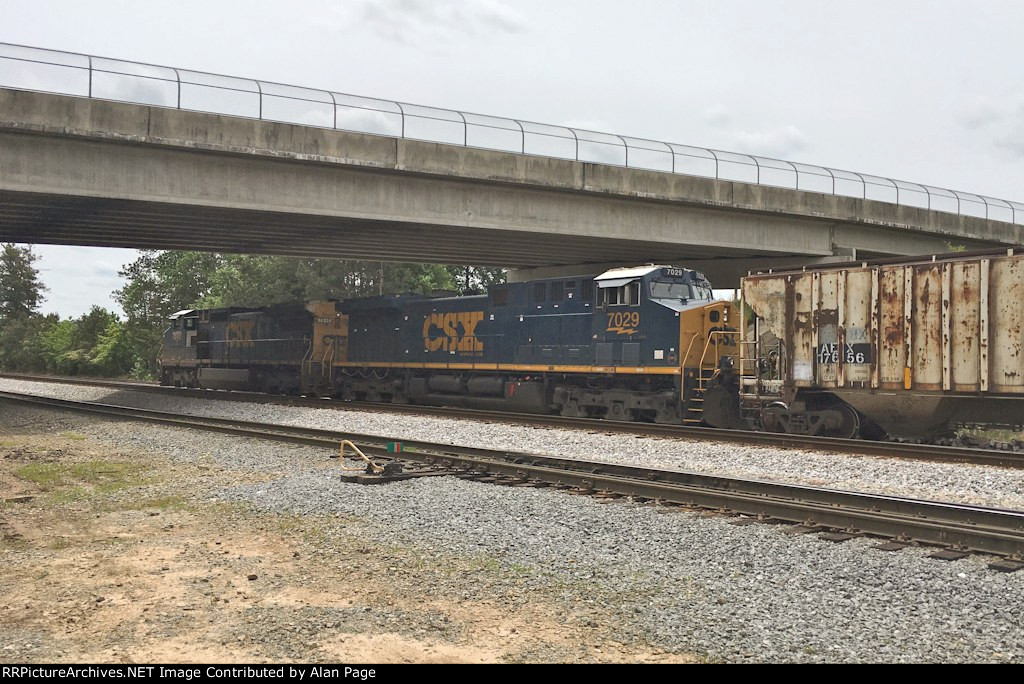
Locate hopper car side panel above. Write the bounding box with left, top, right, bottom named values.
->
left=718, top=248, right=1024, bottom=438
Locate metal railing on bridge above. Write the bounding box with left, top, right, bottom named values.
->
left=1, top=41, right=1021, bottom=226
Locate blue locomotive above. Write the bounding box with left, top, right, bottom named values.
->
left=160, top=265, right=738, bottom=424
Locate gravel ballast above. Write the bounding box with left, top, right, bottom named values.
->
left=2, top=400, right=1023, bottom=663
left=230, top=472, right=1024, bottom=663
left=3, top=378, right=1024, bottom=510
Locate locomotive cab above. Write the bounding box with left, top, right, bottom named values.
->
left=593, top=265, right=716, bottom=371
left=549, top=265, right=740, bottom=423
left=159, top=309, right=200, bottom=387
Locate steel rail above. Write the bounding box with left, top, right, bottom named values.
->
left=2, top=389, right=1024, bottom=561
left=1, top=373, right=1021, bottom=469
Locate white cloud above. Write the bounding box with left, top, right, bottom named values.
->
left=960, top=97, right=1024, bottom=159
left=567, top=112, right=808, bottom=165
left=702, top=104, right=732, bottom=127
left=693, top=105, right=811, bottom=160
left=561, top=119, right=615, bottom=133
left=31, top=245, right=139, bottom=319
left=720, top=125, right=810, bottom=160
left=314, top=0, right=527, bottom=46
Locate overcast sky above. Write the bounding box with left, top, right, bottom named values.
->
left=2, top=0, right=1022, bottom=317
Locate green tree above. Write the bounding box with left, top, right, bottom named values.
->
left=71, top=306, right=118, bottom=354
left=201, top=256, right=463, bottom=306
left=89, top=320, right=135, bottom=376
left=116, top=251, right=220, bottom=326
left=0, top=243, right=46, bottom=321
left=445, top=265, right=507, bottom=294
left=38, top=318, right=78, bottom=374
left=115, top=250, right=222, bottom=376
left=0, top=314, right=55, bottom=372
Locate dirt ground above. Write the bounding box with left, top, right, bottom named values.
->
left=0, top=414, right=695, bottom=664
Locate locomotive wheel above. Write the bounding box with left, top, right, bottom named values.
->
left=560, top=400, right=585, bottom=418
left=822, top=403, right=860, bottom=440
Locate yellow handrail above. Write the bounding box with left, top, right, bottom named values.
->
left=694, top=331, right=757, bottom=391
left=320, top=337, right=335, bottom=378
left=696, top=331, right=727, bottom=389
left=681, top=331, right=701, bottom=368
left=338, top=440, right=385, bottom=474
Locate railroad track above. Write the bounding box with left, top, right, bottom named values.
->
left=2, top=373, right=1023, bottom=470
left=2, top=389, right=1023, bottom=570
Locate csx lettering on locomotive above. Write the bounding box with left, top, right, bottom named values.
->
left=422, top=311, right=485, bottom=354
left=227, top=320, right=255, bottom=348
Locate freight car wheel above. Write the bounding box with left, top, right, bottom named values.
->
left=761, top=402, right=789, bottom=433
left=822, top=403, right=860, bottom=440
left=559, top=400, right=588, bottom=418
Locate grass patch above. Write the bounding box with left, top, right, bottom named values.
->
left=275, top=515, right=345, bottom=546
left=465, top=552, right=537, bottom=577
left=60, top=432, right=89, bottom=442
left=958, top=427, right=1024, bottom=444
left=15, top=461, right=152, bottom=500
left=1, top=535, right=29, bottom=551
left=46, top=537, right=72, bottom=550
left=127, top=495, right=186, bottom=511
left=985, top=430, right=1022, bottom=442
left=93, top=494, right=188, bottom=513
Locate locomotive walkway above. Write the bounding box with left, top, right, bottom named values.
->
left=0, top=43, right=1022, bottom=284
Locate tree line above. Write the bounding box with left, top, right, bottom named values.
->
left=0, top=245, right=505, bottom=379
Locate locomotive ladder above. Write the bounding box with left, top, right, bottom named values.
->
left=302, top=336, right=337, bottom=392
left=683, top=332, right=758, bottom=425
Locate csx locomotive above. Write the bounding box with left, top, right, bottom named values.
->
left=161, top=249, right=1024, bottom=438
left=160, top=265, right=738, bottom=424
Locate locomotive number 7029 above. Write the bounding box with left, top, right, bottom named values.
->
left=606, top=311, right=640, bottom=335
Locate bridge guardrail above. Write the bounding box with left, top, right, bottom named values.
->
left=1, top=41, right=1020, bottom=226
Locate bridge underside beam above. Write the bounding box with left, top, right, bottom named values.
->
left=0, top=191, right=796, bottom=268
left=0, top=129, right=846, bottom=265
left=0, top=90, right=1016, bottom=269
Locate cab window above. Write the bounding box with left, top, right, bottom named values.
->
left=602, top=282, right=641, bottom=307
left=650, top=280, right=713, bottom=301
left=650, top=280, right=689, bottom=299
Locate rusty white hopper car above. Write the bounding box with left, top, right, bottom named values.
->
left=703, top=248, right=1024, bottom=438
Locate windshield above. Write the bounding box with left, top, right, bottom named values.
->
left=649, top=281, right=689, bottom=299
left=650, top=280, right=712, bottom=301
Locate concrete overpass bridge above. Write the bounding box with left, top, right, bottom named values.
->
left=0, top=44, right=1021, bottom=285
